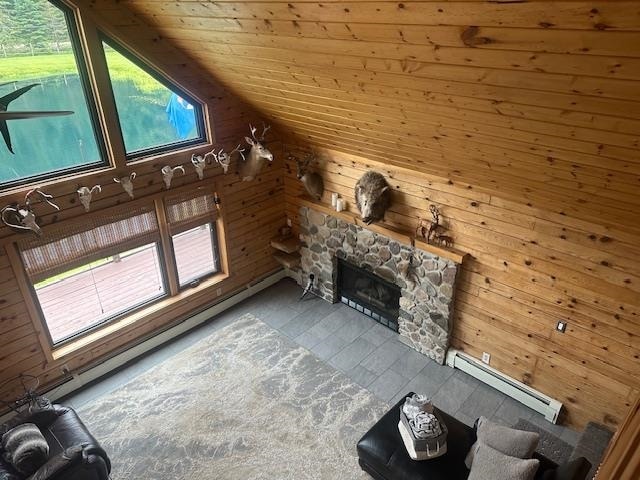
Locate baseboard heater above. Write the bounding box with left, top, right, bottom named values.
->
left=445, top=349, right=562, bottom=424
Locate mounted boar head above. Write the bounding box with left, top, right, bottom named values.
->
left=354, top=171, right=391, bottom=224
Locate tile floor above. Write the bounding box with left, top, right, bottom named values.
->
left=60, top=278, right=580, bottom=446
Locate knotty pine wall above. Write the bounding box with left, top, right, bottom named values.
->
left=284, top=145, right=639, bottom=430
left=0, top=0, right=285, bottom=403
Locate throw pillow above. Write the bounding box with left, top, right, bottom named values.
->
left=468, top=442, right=539, bottom=480
left=1, top=423, right=49, bottom=476
left=465, top=416, right=539, bottom=468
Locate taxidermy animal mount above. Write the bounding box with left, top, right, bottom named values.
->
left=355, top=171, right=391, bottom=224
left=191, top=154, right=207, bottom=180
left=212, top=144, right=245, bottom=174
left=294, top=152, right=324, bottom=201
left=1, top=188, right=60, bottom=236
left=161, top=165, right=185, bottom=189
left=241, top=123, right=272, bottom=181
left=0, top=82, right=73, bottom=154
left=77, top=185, right=101, bottom=212
left=114, top=172, right=137, bottom=199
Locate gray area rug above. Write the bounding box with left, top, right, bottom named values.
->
left=79, top=314, right=388, bottom=479
left=513, top=419, right=573, bottom=465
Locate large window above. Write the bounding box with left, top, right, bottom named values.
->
left=0, top=0, right=106, bottom=187
left=0, top=0, right=206, bottom=189
left=34, top=243, right=165, bottom=344
left=18, top=205, right=166, bottom=345
left=101, top=38, right=205, bottom=158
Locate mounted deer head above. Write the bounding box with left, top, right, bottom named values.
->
left=213, top=144, right=245, bottom=174
left=1, top=188, right=60, bottom=236
left=294, top=152, right=324, bottom=201
left=77, top=185, right=101, bottom=212
left=241, top=123, right=272, bottom=181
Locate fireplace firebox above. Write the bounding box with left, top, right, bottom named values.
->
left=337, top=258, right=401, bottom=332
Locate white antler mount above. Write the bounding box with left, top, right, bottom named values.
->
left=161, top=165, right=185, bottom=189
left=191, top=154, right=207, bottom=180
left=77, top=185, right=101, bottom=212
left=1, top=188, right=61, bottom=236
left=114, top=172, right=137, bottom=199
left=213, top=144, right=245, bottom=174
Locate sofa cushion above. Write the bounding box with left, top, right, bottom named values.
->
left=468, top=442, right=539, bottom=480
left=1, top=423, right=49, bottom=476
left=466, top=416, right=539, bottom=468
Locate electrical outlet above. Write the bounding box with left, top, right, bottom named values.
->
left=216, top=288, right=222, bottom=296
left=556, top=321, right=567, bottom=333
left=286, top=217, right=292, bottom=227
left=481, top=352, right=491, bottom=365
left=60, top=364, right=71, bottom=375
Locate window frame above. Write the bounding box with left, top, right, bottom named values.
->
left=98, top=34, right=208, bottom=161
left=171, top=222, right=221, bottom=289
left=6, top=182, right=229, bottom=360
left=0, top=0, right=211, bottom=193
left=31, top=240, right=170, bottom=346
left=0, top=0, right=110, bottom=191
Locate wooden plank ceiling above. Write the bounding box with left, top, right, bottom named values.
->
left=89, top=0, right=640, bottom=233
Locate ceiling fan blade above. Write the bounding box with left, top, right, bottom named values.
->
left=0, top=111, right=74, bottom=120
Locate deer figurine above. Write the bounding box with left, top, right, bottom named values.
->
left=241, top=123, right=272, bottom=181
left=294, top=153, right=324, bottom=201
left=213, top=144, right=245, bottom=174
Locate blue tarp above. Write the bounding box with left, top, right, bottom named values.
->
left=166, top=93, right=196, bottom=139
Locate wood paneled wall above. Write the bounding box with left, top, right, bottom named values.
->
left=284, top=144, right=639, bottom=430
left=0, top=0, right=285, bottom=403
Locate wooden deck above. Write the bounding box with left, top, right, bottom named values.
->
left=35, top=226, right=216, bottom=343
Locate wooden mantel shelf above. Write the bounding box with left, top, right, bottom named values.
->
left=297, top=195, right=467, bottom=265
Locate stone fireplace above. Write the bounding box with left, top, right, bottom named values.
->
left=294, top=206, right=462, bottom=364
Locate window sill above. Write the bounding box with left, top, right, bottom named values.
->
left=51, top=271, right=229, bottom=361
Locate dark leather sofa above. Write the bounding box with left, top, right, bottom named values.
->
left=357, top=393, right=591, bottom=480
left=0, top=405, right=110, bottom=480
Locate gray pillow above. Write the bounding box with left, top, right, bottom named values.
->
left=465, top=416, right=539, bottom=468
left=1, top=423, right=49, bottom=476
left=468, top=442, right=539, bottom=480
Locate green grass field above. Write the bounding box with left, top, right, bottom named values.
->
left=0, top=51, right=165, bottom=93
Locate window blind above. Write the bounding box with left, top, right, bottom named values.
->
left=19, top=204, right=159, bottom=283
left=165, top=189, right=217, bottom=234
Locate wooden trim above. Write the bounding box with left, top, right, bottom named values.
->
left=414, top=239, right=467, bottom=265
left=596, top=394, right=640, bottom=480
left=214, top=178, right=231, bottom=279
left=154, top=198, right=179, bottom=296
left=4, top=244, right=54, bottom=363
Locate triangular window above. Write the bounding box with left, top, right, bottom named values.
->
left=100, top=36, right=206, bottom=159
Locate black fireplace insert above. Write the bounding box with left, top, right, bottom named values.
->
left=337, top=258, right=401, bottom=332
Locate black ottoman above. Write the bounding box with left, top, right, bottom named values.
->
left=357, top=393, right=475, bottom=480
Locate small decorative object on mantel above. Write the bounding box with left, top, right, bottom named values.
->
left=399, top=393, right=448, bottom=460
left=355, top=171, right=391, bottom=224
left=113, top=172, right=136, bottom=199
left=212, top=144, right=245, bottom=175
left=417, top=204, right=453, bottom=247
left=161, top=164, right=185, bottom=189
left=1, top=188, right=60, bottom=236
left=76, top=185, right=101, bottom=212
left=336, top=198, right=346, bottom=212
left=331, top=192, right=339, bottom=208
left=241, top=123, right=273, bottom=182
left=191, top=153, right=207, bottom=180
left=293, top=152, right=324, bottom=201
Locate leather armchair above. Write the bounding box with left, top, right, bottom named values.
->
left=0, top=405, right=110, bottom=480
